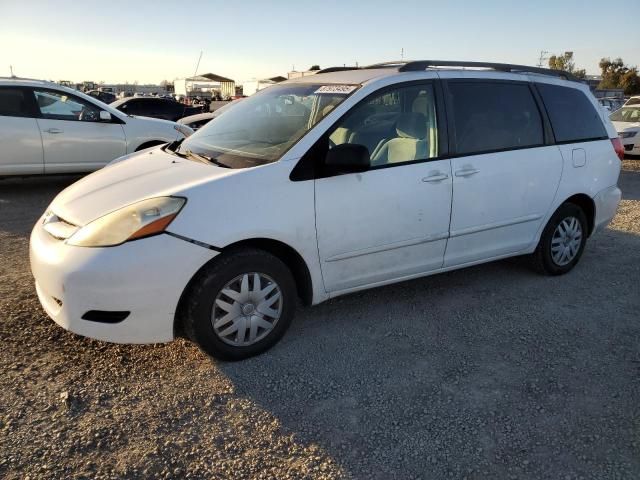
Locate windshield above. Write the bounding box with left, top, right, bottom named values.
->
left=610, top=106, right=640, bottom=123
left=177, top=83, right=357, bottom=168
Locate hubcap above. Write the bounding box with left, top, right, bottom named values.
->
left=551, top=216, right=583, bottom=266
left=212, top=272, right=282, bottom=347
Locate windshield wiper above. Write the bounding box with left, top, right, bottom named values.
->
left=182, top=149, right=230, bottom=168
left=165, top=138, right=185, bottom=153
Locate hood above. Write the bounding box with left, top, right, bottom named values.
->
left=49, top=148, right=236, bottom=226
left=612, top=121, right=640, bottom=133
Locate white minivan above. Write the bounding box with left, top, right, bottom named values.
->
left=30, top=61, right=623, bottom=360
left=0, top=78, right=193, bottom=176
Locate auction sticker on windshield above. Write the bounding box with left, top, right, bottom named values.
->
left=315, top=85, right=358, bottom=94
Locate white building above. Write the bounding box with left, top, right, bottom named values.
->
left=174, top=73, right=236, bottom=99
left=242, top=76, right=286, bottom=96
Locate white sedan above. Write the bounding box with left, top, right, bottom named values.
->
left=0, top=78, right=193, bottom=176
left=610, top=105, right=640, bottom=156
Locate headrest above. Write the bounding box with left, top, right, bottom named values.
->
left=396, top=112, right=427, bottom=139
left=411, top=94, right=429, bottom=114
left=322, top=104, right=336, bottom=117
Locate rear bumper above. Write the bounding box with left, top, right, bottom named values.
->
left=593, top=185, right=622, bottom=234
left=30, top=217, right=218, bottom=344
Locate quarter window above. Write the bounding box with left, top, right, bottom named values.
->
left=33, top=89, right=102, bottom=122
left=0, top=88, right=31, bottom=117
left=537, top=83, right=607, bottom=143
left=448, top=82, right=543, bottom=155
left=328, top=84, right=439, bottom=167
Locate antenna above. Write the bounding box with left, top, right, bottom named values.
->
left=9, top=65, right=14, bottom=77
left=537, top=50, right=549, bottom=68
left=176, top=51, right=204, bottom=143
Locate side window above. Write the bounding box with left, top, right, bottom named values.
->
left=121, top=99, right=140, bottom=115
left=33, top=89, right=101, bottom=122
left=328, top=84, right=439, bottom=167
left=537, top=83, right=607, bottom=143
left=0, top=88, right=32, bottom=117
left=448, top=82, right=543, bottom=155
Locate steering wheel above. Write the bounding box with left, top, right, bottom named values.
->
left=79, top=108, right=98, bottom=122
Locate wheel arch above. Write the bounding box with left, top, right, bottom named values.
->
left=174, top=237, right=314, bottom=338
left=222, top=238, right=314, bottom=306
left=563, top=193, right=595, bottom=235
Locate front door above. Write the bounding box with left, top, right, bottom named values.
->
left=31, top=88, right=126, bottom=173
left=0, top=87, right=44, bottom=175
left=313, top=82, right=452, bottom=293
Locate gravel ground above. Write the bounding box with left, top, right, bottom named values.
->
left=1, top=159, right=639, bottom=480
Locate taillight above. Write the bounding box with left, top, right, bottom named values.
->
left=611, top=137, right=625, bottom=161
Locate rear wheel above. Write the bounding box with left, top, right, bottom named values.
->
left=181, top=249, right=296, bottom=360
left=531, top=203, right=588, bottom=275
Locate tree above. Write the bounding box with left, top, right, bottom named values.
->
left=548, top=52, right=586, bottom=79
left=598, top=57, right=640, bottom=95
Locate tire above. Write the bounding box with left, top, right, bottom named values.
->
left=531, top=203, right=588, bottom=275
left=181, top=248, right=297, bottom=360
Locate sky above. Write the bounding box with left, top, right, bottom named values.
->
left=1, top=0, right=639, bottom=85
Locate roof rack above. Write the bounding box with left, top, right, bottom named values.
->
left=316, top=62, right=404, bottom=74
left=315, top=66, right=360, bottom=74
left=396, top=60, right=579, bottom=81
left=316, top=61, right=579, bottom=82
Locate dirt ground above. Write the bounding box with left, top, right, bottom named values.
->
left=0, top=159, right=639, bottom=479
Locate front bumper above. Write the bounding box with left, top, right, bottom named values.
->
left=623, top=142, right=640, bottom=155
left=30, top=218, right=218, bottom=344
left=593, top=185, right=622, bottom=234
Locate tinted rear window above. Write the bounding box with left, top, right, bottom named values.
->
left=0, top=88, right=30, bottom=117
left=448, top=82, right=544, bottom=155
left=537, top=84, right=607, bottom=143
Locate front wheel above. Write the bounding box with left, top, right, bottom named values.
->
left=531, top=203, right=588, bottom=275
left=181, top=249, right=297, bottom=360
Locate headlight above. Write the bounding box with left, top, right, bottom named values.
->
left=620, top=131, right=638, bottom=139
left=174, top=124, right=194, bottom=137
left=67, top=197, right=186, bottom=247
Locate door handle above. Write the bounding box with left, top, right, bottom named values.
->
left=422, top=173, right=449, bottom=183
left=454, top=168, right=479, bottom=177
left=44, top=128, right=63, bottom=134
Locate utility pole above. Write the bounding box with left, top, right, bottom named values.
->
left=537, top=50, right=549, bottom=68
left=400, top=48, right=404, bottom=61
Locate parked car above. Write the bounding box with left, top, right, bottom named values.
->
left=30, top=61, right=622, bottom=360
left=177, top=98, right=244, bottom=131
left=610, top=105, right=640, bottom=156
left=597, top=97, right=624, bottom=112
left=0, top=78, right=193, bottom=175
left=110, top=97, right=204, bottom=121
left=623, top=96, right=640, bottom=106
left=86, top=89, right=116, bottom=104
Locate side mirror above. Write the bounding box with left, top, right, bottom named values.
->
left=99, top=111, right=112, bottom=122
left=325, top=143, right=370, bottom=174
